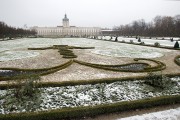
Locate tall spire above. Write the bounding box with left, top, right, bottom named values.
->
left=63, top=13, right=69, bottom=20
left=62, top=14, right=69, bottom=27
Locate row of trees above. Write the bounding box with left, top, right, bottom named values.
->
left=0, top=21, right=37, bottom=39
left=113, top=15, right=180, bottom=37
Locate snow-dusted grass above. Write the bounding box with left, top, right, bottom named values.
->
left=0, top=77, right=179, bottom=114
left=0, top=38, right=172, bottom=61
left=118, top=107, right=180, bottom=120
left=0, top=51, right=39, bottom=61
left=113, top=36, right=180, bottom=47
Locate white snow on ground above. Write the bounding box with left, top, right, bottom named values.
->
left=0, top=51, right=39, bottom=61
left=115, top=36, right=180, bottom=47
left=117, top=107, right=180, bottom=120
left=0, top=38, right=172, bottom=61
left=0, top=77, right=179, bottom=114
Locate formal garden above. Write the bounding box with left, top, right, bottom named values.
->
left=0, top=37, right=180, bottom=120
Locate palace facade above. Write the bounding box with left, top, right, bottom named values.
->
left=31, top=14, right=102, bottom=37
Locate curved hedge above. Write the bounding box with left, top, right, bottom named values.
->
left=74, top=58, right=166, bottom=72
left=0, top=58, right=166, bottom=82
left=28, top=47, right=54, bottom=50
left=134, top=58, right=166, bottom=72
left=174, top=55, right=180, bottom=66
left=0, top=95, right=179, bottom=120
left=0, top=60, right=73, bottom=81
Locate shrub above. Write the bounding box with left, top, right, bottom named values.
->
left=121, top=40, right=125, bottom=43
left=115, top=37, right=118, bottom=42
left=9, top=75, right=41, bottom=99
left=110, top=36, right=112, bottom=40
left=154, top=42, right=160, bottom=47
left=130, top=40, right=134, bottom=44
left=174, top=41, right=179, bottom=48
left=170, top=38, right=173, bottom=42
left=145, top=72, right=177, bottom=89
left=2, top=75, right=42, bottom=113
left=140, top=42, right=145, bottom=45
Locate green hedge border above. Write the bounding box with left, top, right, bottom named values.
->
left=174, top=55, right=180, bottom=66
left=28, top=47, right=54, bottom=50
left=0, top=58, right=166, bottom=81
left=74, top=58, right=166, bottom=72
left=0, top=95, right=179, bottom=120
left=1, top=72, right=180, bottom=90
left=0, top=60, right=73, bottom=81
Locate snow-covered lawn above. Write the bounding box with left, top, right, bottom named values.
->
left=108, top=36, right=180, bottom=47
left=0, top=51, right=39, bottom=61
left=0, top=38, right=172, bottom=61
left=118, top=107, right=180, bottom=120
left=0, top=77, right=179, bottom=114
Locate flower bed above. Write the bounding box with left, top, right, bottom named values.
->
left=0, top=77, right=179, bottom=115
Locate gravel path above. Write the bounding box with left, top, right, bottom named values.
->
left=0, top=48, right=179, bottom=84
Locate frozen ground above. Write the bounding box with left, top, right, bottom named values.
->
left=118, top=107, right=180, bottom=120
left=0, top=38, right=172, bottom=61
left=106, top=36, right=180, bottom=47
left=0, top=77, right=179, bottom=114
left=0, top=50, right=39, bottom=61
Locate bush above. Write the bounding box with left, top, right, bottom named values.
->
left=174, top=41, right=179, bottom=48
left=121, top=40, right=125, bottom=43
left=130, top=40, right=134, bottom=44
left=154, top=42, right=160, bottom=47
left=2, top=75, right=42, bottom=113
left=170, top=38, right=173, bottom=42
left=115, top=37, right=118, bottom=42
left=145, top=72, right=176, bottom=88
left=140, top=42, right=145, bottom=45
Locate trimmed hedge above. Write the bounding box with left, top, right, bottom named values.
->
left=1, top=72, right=180, bottom=90
left=154, top=42, right=160, bottom=47
left=174, top=55, right=180, bottom=66
left=0, top=75, right=150, bottom=89
left=134, top=58, right=166, bottom=72
left=0, top=60, right=73, bottom=81
left=0, top=58, right=166, bottom=82
left=0, top=95, right=179, bottom=120
left=28, top=47, right=53, bottom=50
left=74, top=58, right=166, bottom=72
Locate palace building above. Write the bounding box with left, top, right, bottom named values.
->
left=31, top=14, right=102, bottom=37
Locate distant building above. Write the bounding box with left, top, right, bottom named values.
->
left=31, top=14, right=101, bottom=37
left=101, top=29, right=120, bottom=36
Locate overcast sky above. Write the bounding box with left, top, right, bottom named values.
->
left=0, top=0, right=180, bottom=28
